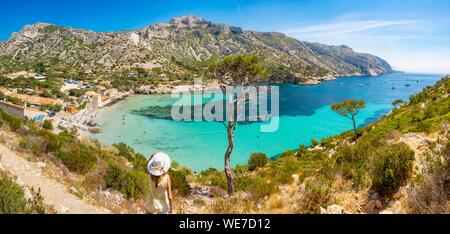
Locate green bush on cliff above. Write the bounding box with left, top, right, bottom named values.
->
left=0, top=173, right=45, bottom=214
left=0, top=110, right=22, bottom=132
left=169, top=168, right=191, bottom=196
left=235, top=175, right=274, bottom=199
left=198, top=168, right=227, bottom=189
left=55, top=143, right=97, bottom=174
left=297, top=175, right=334, bottom=214
left=112, top=143, right=147, bottom=171
left=23, top=129, right=98, bottom=174
left=0, top=173, right=28, bottom=214
left=311, top=138, right=320, bottom=146
left=334, top=139, right=374, bottom=188
left=248, top=153, right=268, bottom=171
left=371, top=142, right=415, bottom=196
left=105, top=164, right=149, bottom=199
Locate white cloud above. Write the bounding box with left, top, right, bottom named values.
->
left=282, top=20, right=417, bottom=36
left=279, top=17, right=450, bottom=74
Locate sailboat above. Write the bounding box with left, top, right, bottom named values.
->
left=405, top=75, right=411, bottom=87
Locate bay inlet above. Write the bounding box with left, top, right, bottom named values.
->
left=90, top=73, right=442, bottom=172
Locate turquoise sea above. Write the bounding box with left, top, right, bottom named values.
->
left=91, top=73, right=442, bottom=172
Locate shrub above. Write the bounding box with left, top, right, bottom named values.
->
left=408, top=147, right=449, bottom=214
left=112, top=143, right=133, bottom=160
left=0, top=173, right=45, bottom=214
left=0, top=173, right=28, bottom=214
left=297, top=176, right=334, bottom=214
left=83, top=162, right=109, bottom=191
left=334, top=139, right=373, bottom=188
left=42, top=120, right=53, bottom=130
left=234, top=164, right=248, bottom=176
left=408, top=174, right=448, bottom=214
left=169, top=169, right=190, bottom=196
left=248, top=153, right=268, bottom=171
left=55, top=143, right=97, bottom=174
left=200, top=167, right=219, bottom=176
left=105, top=164, right=149, bottom=199
left=371, top=143, right=415, bottom=196
left=19, top=136, right=37, bottom=150
left=311, top=138, right=320, bottom=146
left=235, top=175, right=274, bottom=199
left=0, top=110, right=22, bottom=132
left=209, top=196, right=255, bottom=214
left=199, top=168, right=227, bottom=189
left=112, top=143, right=147, bottom=171
left=298, top=144, right=309, bottom=156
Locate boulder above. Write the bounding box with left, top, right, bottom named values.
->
left=364, top=199, right=383, bottom=213
left=70, top=186, right=78, bottom=194
left=326, top=204, right=344, bottom=214
left=37, top=162, right=47, bottom=168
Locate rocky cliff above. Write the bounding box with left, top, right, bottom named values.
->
left=0, top=16, right=393, bottom=82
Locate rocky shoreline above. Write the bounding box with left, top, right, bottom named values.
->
left=132, top=72, right=390, bottom=93
left=299, top=71, right=387, bottom=86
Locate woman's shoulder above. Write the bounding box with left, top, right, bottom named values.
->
left=162, top=173, right=170, bottom=181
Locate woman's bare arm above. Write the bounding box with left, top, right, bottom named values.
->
left=166, top=174, right=174, bottom=213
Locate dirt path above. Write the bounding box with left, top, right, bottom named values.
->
left=398, top=133, right=435, bottom=174
left=0, top=144, right=110, bottom=214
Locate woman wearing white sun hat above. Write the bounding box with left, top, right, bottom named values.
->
left=146, top=152, right=173, bottom=214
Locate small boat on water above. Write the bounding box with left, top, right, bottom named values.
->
left=405, top=76, right=411, bottom=87
left=357, top=84, right=364, bottom=87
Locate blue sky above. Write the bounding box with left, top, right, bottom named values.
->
left=1, top=0, right=449, bottom=73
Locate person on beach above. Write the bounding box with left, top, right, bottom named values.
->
left=146, top=152, right=174, bottom=214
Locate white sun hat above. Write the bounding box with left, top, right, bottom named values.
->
left=147, top=152, right=171, bottom=176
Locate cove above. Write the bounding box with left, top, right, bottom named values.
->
left=91, top=73, right=442, bottom=172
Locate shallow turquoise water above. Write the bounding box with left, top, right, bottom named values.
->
left=91, top=73, right=442, bottom=172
